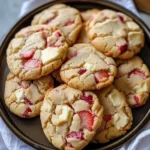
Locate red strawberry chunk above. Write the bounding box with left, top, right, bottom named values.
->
left=46, top=42, right=60, bottom=48
left=103, top=114, right=112, bottom=122
left=24, top=96, right=33, bottom=105
left=45, top=15, right=57, bottom=24
left=77, top=111, right=94, bottom=131
left=67, top=130, right=84, bottom=140
left=64, top=20, right=74, bottom=26
left=78, top=68, right=86, bottom=75
left=118, top=15, right=125, bottom=23
left=131, top=96, right=141, bottom=107
left=67, top=142, right=74, bottom=148
left=55, top=32, right=62, bottom=38
left=128, top=69, right=147, bottom=79
left=119, top=44, right=128, bottom=53
left=81, top=93, right=93, bottom=104
left=23, top=107, right=32, bottom=118
left=94, top=71, right=109, bottom=83
left=23, top=59, right=42, bottom=70
left=20, top=49, right=35, bottom=59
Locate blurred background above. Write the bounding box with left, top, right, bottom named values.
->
left=0, top=0, right=150, bottom=41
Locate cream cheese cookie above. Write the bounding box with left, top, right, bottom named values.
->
left=114, top=56, right=150, bottom=107
left=4, top=72, right=54, bottom=118
left=86, top=9, right=144, bottom=59
left=77, top=9, right=99, bottom=43
left=93, top=85, right=132, bottom=143
left=32, top=4, right=82, bottom=46
left=60, top=44, right=117, bottom=90
left=40, top=84, right=103, bottom=150
left=7, top=25, right=68, bottom=80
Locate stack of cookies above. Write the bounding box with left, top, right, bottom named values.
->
left=4, top=3, right=150, bottom=150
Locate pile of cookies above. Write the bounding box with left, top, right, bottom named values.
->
left=4, top=3, right=150, bottom=150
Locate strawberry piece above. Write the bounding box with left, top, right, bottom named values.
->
left=119, top=44, right=128, bottom=53
left=24, top=96, right=33, bottom=105
left=131, top=96, right=141, bottom=107
left=103, top=114, right=112, bottom=122
left=64, top=20, right=74, bottom=26
left=45, top=15, right=57, bottom=24
left=81, top=93, right=93, bottom=104
left=23, top=107, right=32, bottom=118
left=94, top=71, right=109, bottom=83
left=20, top=81, right=30, bottom=89
left=77, top=111, right=94, bottom=131
left=128, top=69, right=147, bottom=79
left=118, top=15, right=125, bottom=23
left=78, top=69, right=86, bottom=75
left=67, top=142, right=73, bottom=148
left=67, top=130, right=84, bottom=140
left=55, top=32, right=62, bottom=38
left=20, top=49, right=35, bottom=59
left=23, top=59, right=42, bottom=70
left=46, top=42, right=60, bottom=48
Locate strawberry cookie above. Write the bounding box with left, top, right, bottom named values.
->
left=32, top=4, right=82, bottom=46
left=7, top=25, right=68, bottom=80
left=77, top=9, right=99, bottom=44
left=60, top=44, right=117, bottom=90
left=4, top=72, right=53, bottom=118
left=93, top=85, right=132, bottom=143
left=86, top=9, right=144, bottom=59
left=40, top=84, right=103, bottom=150
left=114, top=56, right=150, bottom=107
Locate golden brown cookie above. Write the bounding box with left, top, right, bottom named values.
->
left=7, top=25, right=68, bottom=80
left=4, top=72, right=54, bottom=118
left=40, top=84, right=103, bottom=150
left=86, top=9, right=144, bottom=59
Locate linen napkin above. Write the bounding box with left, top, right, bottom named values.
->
left=0, top=0, right=149, bottom=150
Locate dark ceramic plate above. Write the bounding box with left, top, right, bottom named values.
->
left=0, top=0, right=150, bottom=150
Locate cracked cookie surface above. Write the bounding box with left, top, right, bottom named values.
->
left=32, top=4, right=82, bottom=46
left=40, top=84, right=103, bottom=150
left=114, top=56, right=150, bottom=108
left=60, top=44, right=117, bottom=90
left=77, top=9, right=99, bottom=43
left=86, top=9, right=144, bottom=59
left=7, top=25, right=68, bottom=80
left=93, top=85, right=132, bottom=143
left=4, top=72, right=54, bottom=118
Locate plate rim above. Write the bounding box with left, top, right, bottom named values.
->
left=0, top=0, right=150, bottom=150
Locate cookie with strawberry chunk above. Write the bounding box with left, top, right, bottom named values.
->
left=32, top=4, right=82, bottom=46
left=7, top=25, right=68, bottom=80
left=4, top=72, right=53, bottom=118
left=93, top=85, right=132, bottom=143
left=60, top=44, right=117, bottom=90
left=40, top=84, right=103, bottom=150
left=77, top=9, right=99, bottom=43
left=86, top=9, right=144, bottom=59
left=114, top=56, right=150, bottom=108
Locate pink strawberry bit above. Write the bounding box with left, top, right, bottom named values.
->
left=81, top=92, right=93, bottom=105
left=128, top=69, right=147, bottom=79
left=20, top=81, right=30, bottom=89
left=77, top=110, right=94, bottom=131
left=78, top=68, right=86, bottom=75
left=24, top=96, right=33, bottom=105
left=118, top=15, right=125, bottom=23
left=55, top=32, right=62, bottom=38
left=64, top=20, right=74, bottom=26
left=23, top=59, right=42, bottom=70
left=67, top=130, right=84, bottom=140
left=67, top=142, right=74, bottom=148
left=94, top=70, right=109, bottom=83
left=20, top=49, right=35, bottom=59
left=23, top=107, right=32, bottom=118
left=45, top=15, right=57, bottom=24
left=46, top=42, right=60, bottom=48
left=103, top=114, right=112, bottom=122
left=131, top=96, right=141, bottom=108
left=119, top=44, right=128, bottom=53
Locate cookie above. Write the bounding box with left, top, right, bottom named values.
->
left=40, top=84, right=103, bottom=150
left=32, top=4, right=82, bottom=46
left=52, top=68, right=64, bottom=83
left=86, top=9, right=144, bottom=59
left=60, top=44, right=117, bottom=90
left=93, top=85, right=132, bottom=143
left=7, top=25, right=68, bottom=80
left=4, top=72, right=54, bottom=118
left=114, top=56, right=150, bottom=107
left=77, top=9, right=99, bottom=44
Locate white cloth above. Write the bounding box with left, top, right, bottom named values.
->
left=0, top=0, right=149, bottom=150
